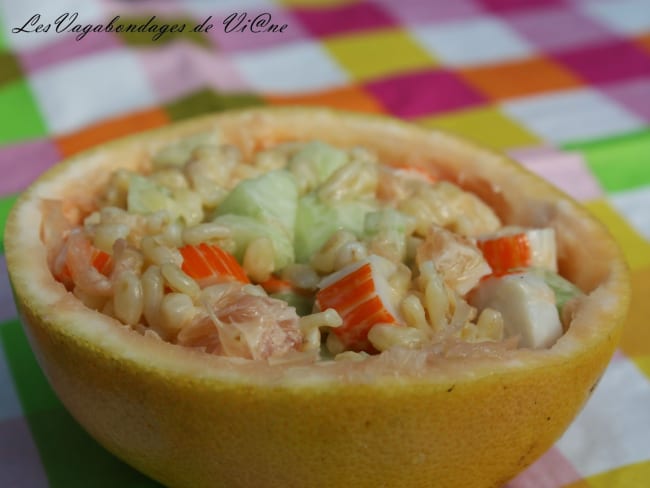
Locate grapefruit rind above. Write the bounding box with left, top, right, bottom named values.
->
left=5, top=108, right=630, bottom=488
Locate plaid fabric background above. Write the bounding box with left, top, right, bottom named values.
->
left=1, top=0, right=649, bottom=486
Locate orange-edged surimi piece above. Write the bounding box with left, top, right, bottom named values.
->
left=477, top=233, right=531, bottom=277
left=180, top=243, right=250, bottom=286
left=477, top=227, right=557, bottom=277
left=258, top=275, right=313, bottom=296
left=55, top=247, right=113, bottom=283
left=316, top=256, right=400, bottom=353
left=259, top=275, right=293, bottom=294
left=91, top=249, right=112, bottom=275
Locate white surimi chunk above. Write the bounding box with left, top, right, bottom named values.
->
left=469, top=272, right=563, bottom=349
left=525, top=228, right=557, bottom=272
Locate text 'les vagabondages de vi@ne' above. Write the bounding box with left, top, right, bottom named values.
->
left=11, top=12, right=288, bottom=41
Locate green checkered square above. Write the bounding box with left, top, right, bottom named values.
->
left=1, top=319, right=162, bottom=486
left=1, top=319, right=60, bottom=414
left=0, top=80, right=47, bottom=145
left=165, top=88, right=264, bottom=121
left=114, top=16, right=211, bottom=47
left=0, top=194, right=19, bottom=253
left=564, top=129, right=650, bottom=193
left=0, top=52, right=22, bottom=85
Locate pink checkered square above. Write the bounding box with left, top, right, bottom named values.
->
left=480, top=0, right=566, bottom=13
left=506, top=447, right=582, bottom=487
left=374, top=0, right=485, bottom=26
left=597, top=77, right=650, bottom=123
left=503, top=5, right=619, bottom=53
left=18, top=31, right=123, bottom=73
left=509, top=147, right=604, bottom=202
left=0, top=139, right=61, bottom=194
left=365, top=69, right=485, bottom=119
left=138, top=42, right=249, bottom=102
left=293, top=2, right=396, bottom=37
left=555, top=40, right=650, bottom=83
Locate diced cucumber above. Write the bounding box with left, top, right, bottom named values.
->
left=171, top=188, right=204, bottom=226
left=127, top=175, right=203, bottom=225
left=270, top=291, right=315, bottom=317
left=364, top=208, right=415, bottom=237
left=528, top=268, right=584, bottom=309
left=127, top=174, right=173, bottom=215
left=294, top=194, right=376, bottom=263
left=152, top=132, right=220, bottom=168
left=362, top=209, right=415, bottom=263
left=215, top=169, right=298, bottom=236
left=212, top=214, right=294, bottom=270
left=294, top=195, right=338, bottom=263
left=288, top=141, right=348, bottom=193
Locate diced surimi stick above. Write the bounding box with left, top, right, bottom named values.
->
left=316, top=255, right=400, bottom=353
left=180, top=243, right=250, bottom=286
left=259, top=275, right=293, bottom=294
left=476, top=233, right=530, bottom=277
left=91, top=249, right=112, bottom=275
left=469, top=272, right=563, bottom=349
left=56, top=247, right=112, bottom=282
left=476, top=227, right=557, bottom=276
left=258, top=275, right=311, bottom=296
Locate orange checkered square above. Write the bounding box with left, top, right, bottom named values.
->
left=459, top=56, right=584, bottom=101
left=637, top=33, right=650, bottom=55
left=55, top=108, right=170, bottom=157
left=265, top=85, right=385, bottom=114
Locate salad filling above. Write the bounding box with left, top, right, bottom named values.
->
left=42, top=134, right=583, bottom=362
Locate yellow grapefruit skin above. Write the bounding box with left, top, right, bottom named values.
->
left=6, top=108, right=630, bottom=488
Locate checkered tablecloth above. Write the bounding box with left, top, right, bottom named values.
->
left=1, top=0, right=649, bottom=487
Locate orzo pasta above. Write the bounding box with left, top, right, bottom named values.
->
left=43, top=133, right=583, bottom=361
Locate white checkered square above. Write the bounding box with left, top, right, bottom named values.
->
left=580, top=0, right=650, bottom=35
left=412, top=17, right=535, bottom=67
left=555, top=357, right=650, bottom=477
left=610, top=187, right=650, bottom=240
left=29, top=49, right=157, bottom=134
left=232, top=40, right=348, bottom=93
left=502, top=89, right=644, bottom=144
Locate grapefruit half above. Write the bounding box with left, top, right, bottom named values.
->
left=5, top=108, right=630, bottom=487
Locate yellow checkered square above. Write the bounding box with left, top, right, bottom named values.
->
left=584, top=199, right=650, bottom=270
left=584, top=459, right=650, bottom=487
left=418, top=106, right=541, bottom=151
left=619, top=266, right=650, bottom=359
left=324, top=28, right=435, bottom=81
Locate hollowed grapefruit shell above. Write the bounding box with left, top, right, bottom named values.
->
left=5, top=108, right=630, bottom=488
